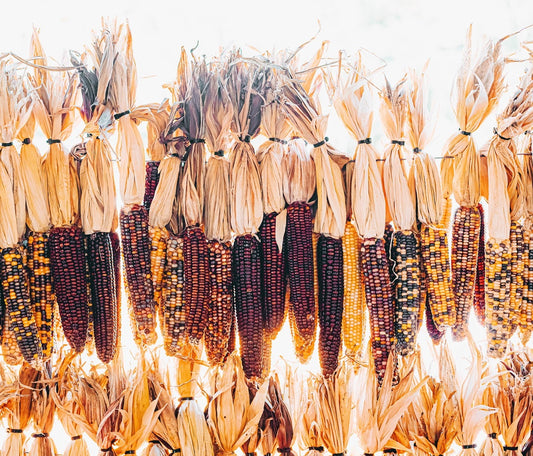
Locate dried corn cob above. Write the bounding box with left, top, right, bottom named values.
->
left=474, top=204, right=486, bottom=324
left=2, top=314, right=23, bottom=365
left=451, top=206, right=481, bottom=340
left=205, top=240, right=234, bottom=365
left=521, top=229, right=533, bottom=344
left=162, top=235, right=186, bottom=356
left=417, top=262, right=427, bottom=335
left=233, top=235, right=263, bottom=380
left=485, top=239, right=512, bottom=357
left=259, top=212, right=286, bottom=337
left=392, top=231, right=421, bottom=356
left=420, top=225, right=455, bottom=329
left=120, top=204, right=156, bottom=344
left=441, top=196, right=453, bottom=230
left=150, top=226, right=168, bottom=308
left=509, top=221, right=525, bottom=336
left=227, top=310, right=236, bottom=357
left=26, top=232, right=54, bottom=359
left=110, top=231, right=122, bottom=342
left=87, top=232, right=118, bottom=363
left=262, top=331, right=272, bottom=380
left=145, top=161, right=160, bottom=211
left=0, top=246, right=43, bottom=366
left=342, top=221, right=365, bottom=360
left=49, top=226, right=89, bottom=353
left=384, top=222, right=395, bottom=283
left=317, top=235, right=344, bottom=377
left=361, top=238, right=395, bottom=381
left=425, top=296, right=445, bottom=344
left=183, top=226, right=211, bottom=344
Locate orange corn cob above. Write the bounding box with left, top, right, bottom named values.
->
left=150, top=226, right=168, bottom=309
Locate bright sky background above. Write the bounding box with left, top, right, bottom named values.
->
left=2, top=0, right=533, bottom=453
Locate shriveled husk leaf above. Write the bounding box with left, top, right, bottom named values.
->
left=480, top=382, right=504, bottom=456
left=282, top=138, right=315, bottom=205
left=258, top=378, right=279, bottom=456
left=131, top=100, right=171, bottom=162
left=28, top=369, right=57, bottom=456
left=265, top=373, right=294, bottom=456
left=207, top=354, right=268, bottom=455
left=441, top=26, right=506, bottom=208
left=298, top=376, right=325, bottom=456
left=522, top=134, right=533, bottom=229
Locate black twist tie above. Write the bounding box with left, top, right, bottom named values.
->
left=269, top=137, right=287, bottom=145
left=308, top=447, right=324, bottom=452
left=125, top=451, right=136, bottom=454
left=1, top=142, right=13, bottom=147
left=358, top=138, right=372, bottom=144
left=214, top=150, right=224, bottom=157
left=114, top=110, right=130, bottom=120
left=332, top=453, right=346, bottom=456
left=459, top=129, right=471, bottom=136
left=169, top=450, right=181, bottom=455
left=278, top=449, right=292, bottom=454
left=71, top=436, right=81, bottom=441
left=391, top=140, right=405, bottom=146
left=413, top=147, right=422, bottom=153
left=384, top=450, right=397, bottom=454
left=246, top=453, right=256, bottom=456
left=189, top=138, right=206, bottom=144
left=313, top=137, right=329, bottom=148
left=149, top=441, right=160, bottom=445
left=8, top=429, right=23, bottom=434
left=239, top=135, right=251, bottom=143
left=32, top=433, right=49, bottom=438
left=462, top=444, right=476, bottom=450
left=100, top=447, right=113, bottom=453
left=503, top=447, right=518, bottom=451
left=22, top=138, right=31, bottom=145
left=493, top=127, right=511, bottom=141
left=489, top=433, right=498, bottom=439
left=265, top=454, right=272, bottom=456
left=364, top=453, right=374, bottom=456
left=47, top=139, right=61, bottom=145
left=180, top=396, right=194, bottom=401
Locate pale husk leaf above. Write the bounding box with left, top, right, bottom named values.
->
left=282, top=138, right=316, bottom=205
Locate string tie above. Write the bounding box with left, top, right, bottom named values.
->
left=189, top=138, right=205, bottom=144
left=169, top=449, right=181, bottom=455
left=358, top=137, right=372, bottom=144
left=459, top=129, right=471, bottom=136
left=493, top=127, right=511, bottom=141
left=313, top=137, right=328, bottom=148
left=308, top=447, right=324, bottom=452
left=503, top=446, right=518, bottom=451
left=462, top=444, right=476, bottom=449
left=71, top=436, right=81, bottom=441
left=214, top=150, right=224, bottom=156
left=413, top=147, right=422, bottom=153
left=21, top=138, right=31, bottom=145
left=8, top=429, right=22, bottom=434
left=114, top=110, right=130, bottom=120
left=32, top=433, right=49, bottom=438
left=489, top=433, right=498, bottom=439
left=179, top=396, right=194, bottom=401
left=1, top=142, right=13, bottom=147
left=391, top=140, right=405, bottom=146
left=239, top=135, right=251, bottom=143
left=47, top=139, right=61, bottom=144
left=269, top=137, right=287, bottom=144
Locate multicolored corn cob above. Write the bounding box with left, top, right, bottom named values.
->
left=120, top=204, right=156, bottom=345
left=485, top=238, right=512, bottom=357
left=473, top=204, right=486, bottom=324
left=509, top=221, right=525, bottom=336
left=284, top=202, right=316, bottom=361
left=233, top=234, right=263, bottom=380
left=144, top=161, right=160, bottom=211
left=2, top=313, right=23, bottom=366
left=420, top=225, right=455, bottom=329
left=317, top=235, right=344, bottom=377
left=392, top=231, right=421, bottom=356
left=205, top=240, right=234, bottom=365
left=1, top=246, right=43, bottom=366
left=183, top=225, right=211, bottom=344
left=49, top=225, right=89, bottom=353
left=87, top=232, right=118, bottom=363
left=520, top=229, right=533, bottom=344
left=425, top=295, right=445, bottom=344
left=361, top=237, right=395, bottom=381
left=259, top=212, right=286, bottom=338
left=384, top=222, right=395, bottom=283
left=227, top=309, right=236, bottom=357
left=26, top=232, right=54, bottom=359
left=150, top=226, right=168, bottom=308
left=451, top=206, right=481, bottom=340
left=341, top=221, right=365, bottom=360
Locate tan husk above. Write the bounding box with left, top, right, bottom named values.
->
left=522, top=134, right=533, bottom=229
left=28, top=371, right=57, bottom=456
left=282, top=138, right=316, bottom=205
left=299, top=376, right=325, bottom=456
left=131, top=101, right=171, bottom=162
left=480, top=382, right=504, bottom=456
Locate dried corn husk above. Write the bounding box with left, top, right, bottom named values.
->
left=258, top=378, right=278, bottom=456
left=480, top=382, right=504, bottom=456
left=28, top=369, right=57, bottom=456
left=131, top=100, right=171, bottom=162
left=282, top=138, right=315, bottom=205
left=296, top=376, right=324, bottom=456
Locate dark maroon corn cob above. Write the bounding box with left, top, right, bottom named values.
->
left=474, top=203, right=486, bottom=325
left=110, top=231, right=122, bottom=341
left=425, top=295, right=445, bottom=344
left=233, top=234, right=263, bottom=380
left=317, top=235, right=344, bottom=377
left=227, top=309, right=236, bottom=358
left=262, top=330, right=272, bottom=379
left=284, top=202, right=316, bottom=355
left=183, top=225, right=211, bottom=344
left=120, top=204, right=156, bottom=345
left=144, top=161, right=160, bottom=211
left=259, top=212, right=286, bottom=338
left=49, top=225, right=89, bottom=353
left=87, top=233, right=118, bottom=363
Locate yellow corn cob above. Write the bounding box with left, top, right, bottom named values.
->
left=342, top=221, right=365, bottom=361
left=440, top=196, right=452, bottom=230
left=150, top=226, right=168, bottom=309
left=520, top=229, right=533, bottom=345
left=509, top=221, right=525, bottom=336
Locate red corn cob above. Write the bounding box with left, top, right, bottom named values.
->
left=227, top=310, right=236, bottom=358
left=233, top=234, right=263, bottom=380
left=183, top=225, right=211, bottom=344
left=144, top=161, right=160, bottom=211
left=120, top=204, right=156, bottom=344
left=317, top=235, right=344, bottom=377
left=110, top=231, right=122, bottom=342
left=473, top=203, right=486, bottom=325
left=49, top=225, right=89, bottom=353
left=259, top=212, right=286, bottom=338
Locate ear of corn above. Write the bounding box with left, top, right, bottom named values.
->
left=341, top=221, right=365, bottom=360
left=120, top=204, right=156, bottom=345
left=262, top=330, right=272, bottom=380
left=384, top=222, right=396, bottom=284
left=2, top=313, right=23, bottom=365
left=150, top=226, right=168, bottom=309
left=49, top=225, right=89, bottom=353
left=110, top=231, right=122, bottom=343
left=425, top=296, right=445, bottom=344
left=451, top=206, right=481, bottom=340
left=205, top=240, right=234, bottom=365
left=520, top=229, right=533, bottom=344
left=509, top=221, right=525, bottom=336
left=233, top=234, right=263, bottom=380
left=317, top=235, right=344, bottom=377
left=26, top=231, right=54, bottom=359
left=227, top=308, right=236, bottom=357
left=87, top=232, right=118, bottom=363
left=144, top=161, right=160, bottom=211
left=259, top=212, right=286, bottom=339
left=473, top=203, right=486, bottom=325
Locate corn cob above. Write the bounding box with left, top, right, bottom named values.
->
left=205, top=240, right=234, bottom=365
left=520, top=229, right=533, bottom=344
left=473, top=204, right=486, bottom=325
left=162, top=235, right=186, bottom=356
left=49, top=225, right=89, bottom=353
left=342, top=221, right=365, bottom=360
left=110, top=231, right=122, bottom=342
left=259, top=212, right=286, bottom=338
left=87, top=232, right=118, bottom=363
left=441, top=196, right=453, bottom=230
left=183, top=225, right=211, bottom=344
left=262, top=330, right=272, bottom=379
left=26, top=232, right=54, bottom=359
left=227, top=309, right=236, bottom=357
left=144, top=161, right=160, bottom=211
left=233, top=234, right=263, bottom=380
left=317, top=235, right=344, bottom=377
left=451, top=206, right=481, bottom=340
left=509, top=221, right=525, bottom=336
left=420, top=225, right=455, bottom=329
left=392, top=231, right=421, bottom=356
left=150, top=226, right=168, bottom=309
left=361, top=238, right=395, bottom=381
left=485, top=238, right=512, bottom=357
left=285, top=202, right=316, bottom=361
left=425, top=296, right=445, bottom=344
left=0, top=246, right=43, bottom=366
left=2, top=315, right=23, bottom=365
left=120, top=204, right=156, bottom=344
left=384, top=222, right=395, bottom=283
left=417, top=246, right=427, bottom=335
